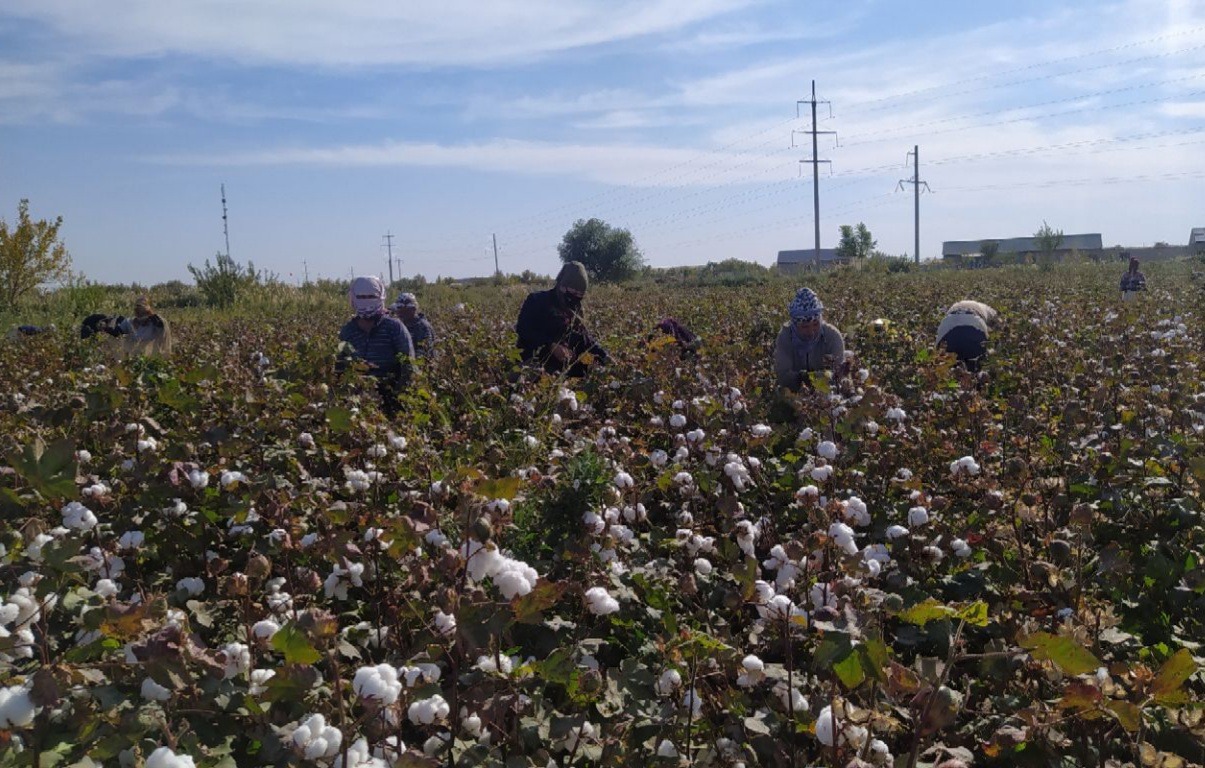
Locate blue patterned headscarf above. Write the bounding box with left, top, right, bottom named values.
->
left=788, top=288, right=824, bottom=321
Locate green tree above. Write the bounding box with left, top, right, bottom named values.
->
left=1034, top=221, right=1064, bottom=260
left=187, top=251, right=262, bottom=308
left=0, top=199, right=71, bottom=309
left=835, top=222, right=877, bottom=260
left=557, top=218, right=645, bottom=282
left=980, top=240, right=1000, bottom=265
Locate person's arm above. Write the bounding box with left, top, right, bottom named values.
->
left=773, top=327, right=798, bottom=390
left=826, top=326, right=846, bottom=375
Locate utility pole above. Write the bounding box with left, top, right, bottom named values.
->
left=220, top=184, right=231, bottom=259
left=492, top=233, right=500, bottom=277
left=302, top=260, right=309, bottom=285
left=795, top=81, right=835, bottom=270
left=897, top=145, right=931, bottom=264
left=383, top=232, right=395, bottom=285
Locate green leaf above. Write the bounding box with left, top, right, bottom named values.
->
left=858, top=639, right=890, bottom=684
left=897, top=599, right=954, bottom=626
left=9, top=437, right=78, bottom=499
left=326, top=407, right=353, bottom=433
left=1020, top=632, right=1102, bottom=676
left=1151, top=648, right=1197, bottom=701
left=834, top=651, right=867, bottom=689
left=271, top=624, right=322, bottom=664
left=1105, top=699, right=1142, bottom=732
left=512, top=579, right=566, bottom=625
left=476, top=476, right=522, bottom=500
left=954, top=601, right=990, bottom=627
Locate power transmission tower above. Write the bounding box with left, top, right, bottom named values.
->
left=492, top=233, right=500, bottom=277
left=897, top=145, right=931, bottom=264
left=220, top=184, right=231, bottom=259
left=795, top=81, right=835, bottom=270
left=383, top=232, right=395, bottom=284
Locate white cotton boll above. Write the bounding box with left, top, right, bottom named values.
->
left=750, top=423, right=772, bottom=438
left=681, top=687, right=702, bottom=717
left=81, top=482, right=109, bottom=498
left=117, top=530, right=144, bottom=550
left=61, top=501, right=97, bottom=531
left=75, top=449, right=92, bottom=464
left=221, top=643, right=251, bottom=679
left=828, top=522, right=858, bottom=555
left=137, top=437, right=158, bottom=453
left=694, top=558, right=713, bottom=576
left=94, top=578, right=119, bottom=598
left=885, top=407, right=906, bottom=421
left=333, top=738, right=387, bottom=768
left=950, top=456, right=981, bottom=476
left=862, top=544, right=890, bottom=563
left=815, top=705, right=836, bottom=745
left=298, top=432, right=316, bottom=449
left=951, top=538, right=972, bottom=558
left=408, top=694, right=451, bottom=725
left=753, top=580, right=776, bottom=604
left=186, top=469, right=209, bottom=489
left=251, top=619, right=279, bottom=641
left=798, top=427, right=814, bottom=442
left=673, top=471, right=693, bottom=486
left=843, top=496, right=870, bottom=527
left=810, top=465, right=834, bottom=482
left=219, top=470, right=247, bottom=489
left=353, top=664, right=403, bottom=706
left=865, top=559, right=882, bottom=577
left=613, top=471, right=634, bottom=489
left=648, top=449, right=668, bottom=468
left=584, top=587, right=620, bottom=616
left=656, top=739, right=679, bottom=758
left=655, top=669, right=682, bottom=696
left=817, top=441, right=838, bottom=460
left=475, top=655, right=515, bottom=676
left=774, top=682, right=808, bottom=715
left=292, top=713, right=343, bottom=759
left=809, top=582, right=837, bottom=610
left=175, top=577, right=204, bottom=596
left=908, top=507, right=929, bottom=527
left=686, top=428, right=705, bottom=443
left=0, top=685, right=37, bottom=728
left=434, top=610, right=457, bottom=638
left=922, top=545, right=944, bottom=563
left=761, top=594, right=795, bottom=620
left=669, top=413, right=687, bottom=429
left=140, top=677, right=172, bottom=702
left=885, top=525, right=910, bottom=540
left=145, top=746, right=197, bottom=768
left=737, top=654, right=765, bottom=687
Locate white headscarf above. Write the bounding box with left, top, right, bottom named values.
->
left=349, top=276, right=386, bottom=319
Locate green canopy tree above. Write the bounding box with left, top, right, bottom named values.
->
left=0, top=199, right=71, bottom=309
left=557, top=218, right=645, bottom=282
left=835, top=222, right=877, bottom=260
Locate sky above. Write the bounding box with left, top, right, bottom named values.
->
left=1, top=0, right=1203, bottom=284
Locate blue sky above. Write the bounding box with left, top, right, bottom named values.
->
left=1, top=0, right=1203, bottom=284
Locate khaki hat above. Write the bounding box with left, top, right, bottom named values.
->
left=555, top=261, right=589, bottom=294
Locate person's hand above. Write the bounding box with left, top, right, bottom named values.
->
left=550, top=344, right=572, bottom=363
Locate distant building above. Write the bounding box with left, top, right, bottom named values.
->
left=1191, top=227, right=1205, bottom=255
left=941, top=233, right=1103, bottom=262
left=776, top=248, right=846, bottom=274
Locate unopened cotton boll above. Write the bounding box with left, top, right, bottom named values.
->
left=584, top=586, right=620, bottom=616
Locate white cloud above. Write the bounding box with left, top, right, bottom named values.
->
left=3, top=0, right=755, bottom=68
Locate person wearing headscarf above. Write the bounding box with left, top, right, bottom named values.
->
left=118, top=296, right=172, bottom=356
left=774, top=287, right=845, bottom=391
left=515, top=261, right=610, bottom=377
left=81, top=313, right=127, bottom=340
left=338, top=276, right=414, bottom=416
left=390, top=292, right=436, bottom=358
left=1119, top=256, right=1146, bottom=300
left=936, top=300, right=997, bottom=372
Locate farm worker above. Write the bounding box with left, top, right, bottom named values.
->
left=80, top=313, right=127, bottom=339
left=390, top=292, right=436, bottom=358
left=1119, top=256, right=1146, bottom=300
left=515, top=261, right=610, bottom=378
left=774, top=287, right=845, bottom=391
left=338, top=276, right=414, bottom=417
left=119, top=296, right=172, bottom=356
left=645, top=316, right=701, bottom=358
left=936, top=300, right=997, bottom=372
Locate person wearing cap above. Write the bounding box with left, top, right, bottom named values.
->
left=118, top=296, right=172, bottom=356
left=338, top=276, right=414, bottom=416
left=390, top=293, right=436, bottom=358
left=1119, top=256, right=1146, bottom=300
left=936, top=300, right=997, bottom=372
left=774, top=287, right=845, bottom=391
left=515, top=261, right=610, bottom=377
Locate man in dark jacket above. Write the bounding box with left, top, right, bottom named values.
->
left=391, top=293, right=436, bottom=358
left=338, top=276, right=414, bottom=416
left=515, top=261, right=609, bottom=377
left=1119, top=256, right=1146, bottom=300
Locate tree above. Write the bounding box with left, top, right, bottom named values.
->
left=1034, top=221, right=1064, bottom=260
left=0, top=199, right=71, bottom=309
left=187, top=252, right=262, bottom=308
left=557, top=218, right=644, bottom=282
left=835, top=222, right=877, bottom=260
left=980, top=240, right=1000, bottom=265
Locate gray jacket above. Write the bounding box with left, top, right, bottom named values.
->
left=774, top=322, right=845, bottom=390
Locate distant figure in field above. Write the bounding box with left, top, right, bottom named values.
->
left=515, top=261, right=610, bottom=378
left=936, top=300, right=997, bottom=372
left=1119, top=256, right=1146, bottom=300
left=647, top=316, right=700, bottom=357
left=774, top=287, right=845, bottom=391
left=391, top=293, right=436, bottom=358
left=6, top=324, right=54, bottom=340
left=119, top=296, right=172, bottom=356
left=338, top=276, right=414, bottom=417
left=80, top=313, right=127, bottom=340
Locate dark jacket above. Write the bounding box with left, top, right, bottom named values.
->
left=1119, top=271, right=1146, bottom=292
left=401, top=314, right=436, bottom=358
left=515, top=288, right=608, bottom=376
left=338, top=316, right=414, bottom=377
left=773, top=322, right=845, bottom=391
